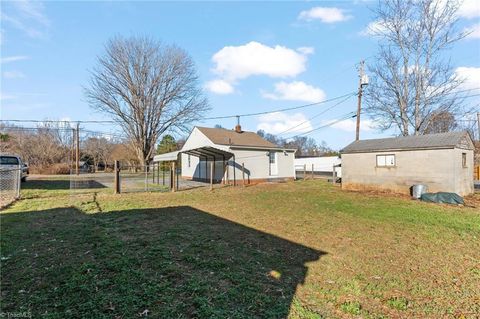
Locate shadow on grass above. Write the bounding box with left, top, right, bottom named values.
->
left=1, top=206, right=325, bottom=318
left=22, top=178, right=107, bottom=190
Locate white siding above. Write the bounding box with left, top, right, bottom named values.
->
left=178, top=127, right=295, bottom=182
left=294, top=156, right=341, bottom=177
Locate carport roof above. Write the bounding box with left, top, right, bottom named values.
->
left=182, top=146, right=233, bottom=159
left=153, top=146, right=233, bottom=162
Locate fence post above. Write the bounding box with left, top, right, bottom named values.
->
left=152, top=163, right=155, bottom=184
left=303, top=164, right=306, bottom=180
left=242, top=162, right=245, bottom=187
left=16, top=167, right=21, bottom=199
left=210, top=161, right=213, bottom=191
left=114, top=160, right=120, bottom=194
left=145, top=165, right=148, bottom=192
left=171, top=162, right=176, bottom=192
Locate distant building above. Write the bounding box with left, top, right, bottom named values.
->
left=294, top=156, right=342, bottom=178
left=153, top=126, right=296, bottom=185
left=341, top=131, right=474, bottom=196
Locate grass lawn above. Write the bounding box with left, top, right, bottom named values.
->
left=1, top=178, right=479, bottom=318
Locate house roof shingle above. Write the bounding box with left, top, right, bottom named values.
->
left=341, top=131, right=473, bottom=154
left=196, top=126, right=279, bottom=149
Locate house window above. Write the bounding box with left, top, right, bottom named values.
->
left=188, top=154, right=191, bottom=168
left=462, top=153, right=467, bottom=168
left=269, top=152, right=276, bottom=164
left=376, top=154, right=395, bottom=167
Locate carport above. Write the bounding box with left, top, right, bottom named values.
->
left=153, top=146, right=237, bottom=190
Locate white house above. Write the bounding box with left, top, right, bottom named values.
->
left=153, top=125, right=296, bottom=185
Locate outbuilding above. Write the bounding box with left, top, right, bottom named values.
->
left=341, top=131, right=474, bottom=196
left=153, top=125, right=296, bottom=185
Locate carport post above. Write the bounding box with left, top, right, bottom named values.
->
left=222, top=155, right=226, bottom=185
left=157, top=162, right=160, bottom=185
left=226, top=161, right=229, bottom=185
left=205, top=157, right=208, bottom=182
left=114, top=160, right=120, bottom=194
left=304, top=164, right=306, bottom=180
left=242, top=162, right=245, bottom=187
left=332, top=164, right=335, bottom=184
left=311, top=164, right=314, bottom=179
left=233, top=155, right=236, bottom=186
left=210, top=161, right=213, bottom=191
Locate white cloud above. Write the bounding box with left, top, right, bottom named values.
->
left=262, top=81, right=326, bottom=103
left=297, top=46, right=315, bottom=55
left=3, top=71, right=25, bottom=79
left=205, top=79, right=234, bottom=95
left=360, top=20, right=388, bottom=36
left=14, top=0, right=50, bottom=27
left=211, top=41, right=309, bottom=82
left=2, top=0, right=50, bottom=39
left=458, top=0, right=480, bottom=19
left=324, top=118, right=375, bottom=132
left=464, top=23, right=480, bottom=39
left=0, top=93, right=16, bottom=101
left=455, top=67, right=480, bottom=90
left=257, top=112, right=313, bottom=135
left=298, top=7, right=352, bottom=23
left=0, top=56, right=29, bottom=64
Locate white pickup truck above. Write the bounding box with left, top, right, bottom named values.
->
left=0, top=154, right=29, bottom=182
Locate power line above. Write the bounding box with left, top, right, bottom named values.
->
left=0, top=126, right=127, bottom=139
left=201, top=91, right=358, bottom=120
left=284, top=112, right=358, bottom=140
left=2, top=88, right=479, bottom=125
left=276, top=93, right=356, bottom=136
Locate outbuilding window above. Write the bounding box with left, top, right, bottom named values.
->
left=376, top=154, right=395, bottom=167
left=462, top=153, right=467, bottom=168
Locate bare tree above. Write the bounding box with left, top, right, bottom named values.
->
left=83, top=137, right=113, bottom=172
left=423, top=110, right=458, bottom=134
left=365, top=0, right=470, bottom=136
left=85, top=36, right=209, bottom=166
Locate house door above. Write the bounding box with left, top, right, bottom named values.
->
left=269, top=151, right=278, bottom=176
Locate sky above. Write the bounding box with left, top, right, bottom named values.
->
left=1, top=0, right=479, bottom=150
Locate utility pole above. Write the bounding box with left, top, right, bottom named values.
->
left=75, top=122, right=80, bottom=175
left=356, top=60, right=368, bottom=141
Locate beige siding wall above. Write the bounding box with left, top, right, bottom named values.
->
left=341, top=148, right=474, bottom=196
left=452, top=148, right=474, bottom=195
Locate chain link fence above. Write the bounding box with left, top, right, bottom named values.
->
left=68, top=163, right=206, bottom=194
left=0, top=167, right=22, bottom=208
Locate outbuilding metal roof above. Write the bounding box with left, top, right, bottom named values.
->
left=341, top=131, right=473, bottom=154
